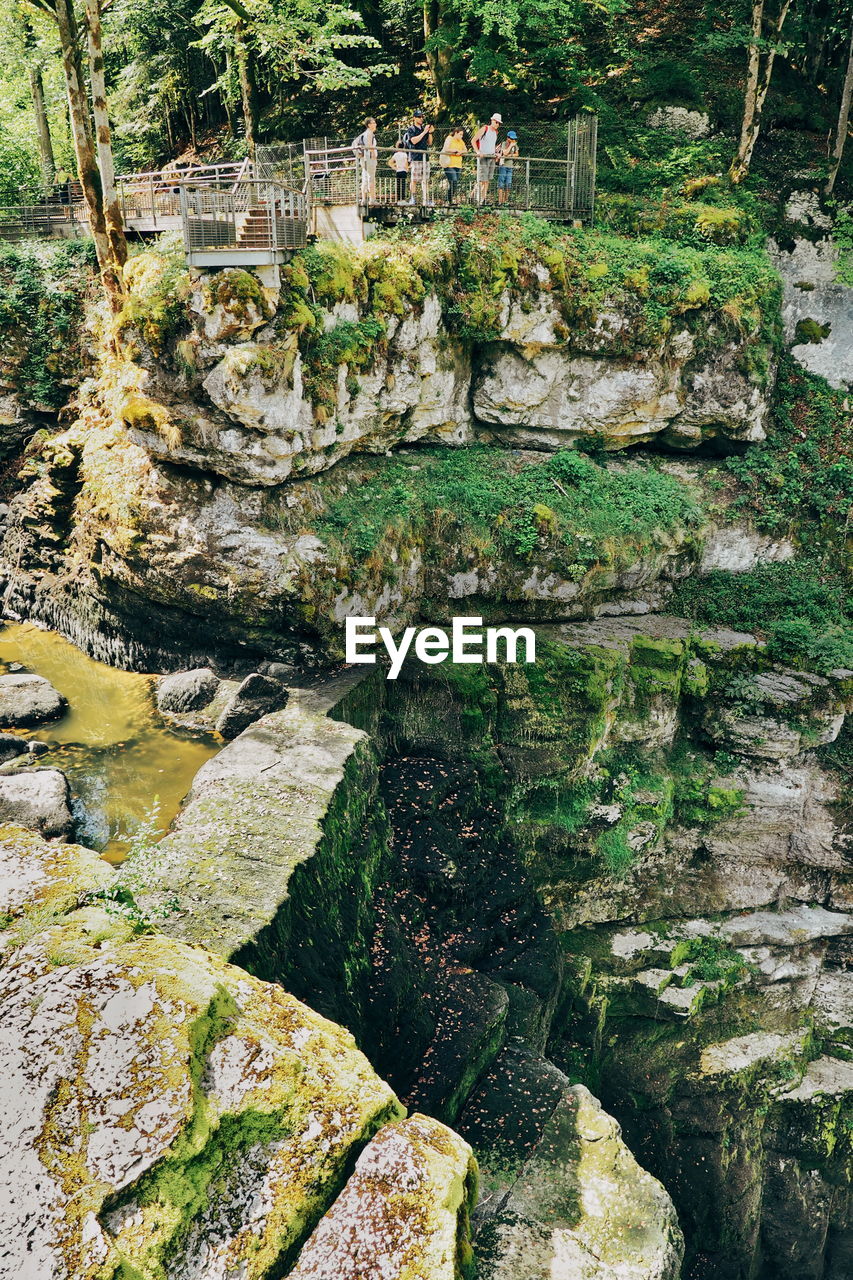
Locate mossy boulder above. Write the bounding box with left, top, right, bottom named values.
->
left=133, top=688, right=389, bottom=1037
left=474, top=1084, right=683, bottom=1280
left=0, top=823, right=113, bottom=925
left=0, top=908, right=402, bottom=1280
left=290, top=1114, right=477, bottom=1280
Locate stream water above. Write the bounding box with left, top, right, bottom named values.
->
left=0, top=622, right=219, bottom=861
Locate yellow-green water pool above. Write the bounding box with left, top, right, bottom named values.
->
left=0, top=621, right=219, bottom=861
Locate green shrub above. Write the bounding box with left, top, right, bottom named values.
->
left=0, top=240, right=95, bottom=408
left=670, top=562, right=853, bottom=675
left=315, top=445, right=704, bottom=566
left=723, top=357, right=852, bottom=544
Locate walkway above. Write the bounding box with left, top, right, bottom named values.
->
left=0, top=116, right=597, bottom=269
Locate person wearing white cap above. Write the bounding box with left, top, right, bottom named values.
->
left=473, top=112, right=502, bottom=205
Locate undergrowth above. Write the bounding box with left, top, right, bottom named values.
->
left=272, top=213, right=780, bottom=384
left=670, top=562, right=853, bottom=675
left=314, top=445, right=704, bottom=569
left=722, top=357, right=853, bottom=548
left=0, top=240, right=95, bottom=408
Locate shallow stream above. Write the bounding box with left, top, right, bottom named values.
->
left=0, top=622, right=218, bottom=860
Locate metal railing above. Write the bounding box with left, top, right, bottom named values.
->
left=118, top=162, right=250, bottom=230
left=180, top=179, right=308, bottom=255
left=0, top=201, right=85, bottom=241
left=302, top=143, right=595, bottom=219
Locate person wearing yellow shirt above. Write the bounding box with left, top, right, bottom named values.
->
left=440, top=127, right=467, bottom=205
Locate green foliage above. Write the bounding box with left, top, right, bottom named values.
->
left=635, top=58, right=703, bottom=108
left=302, top=317, right=387, bottom=417
left=315, top=445, right=703, bottom=568
left=0, top=240, right=95, bottom=409
left=794, top=318, right=830, bottom=344
left=677, top=935, right=750, bottom=984
left=672, top=748, right=744, bottom=826
left=120, top=235, right=193, bottom=356
left=723, top=357, right=853, bottom=546
left=0, top=125, right=40, bottom=205
left=589, top=750, right=676, bottom=878
left=817, top=720, right=853, bottom=783
left=670, top=562, right=853, bottom=676
left=275, top=219, right=778, bottom=418
left=595, top=825, right=634, bottom=875
left=98, top=800, right=178, bottom=932
left=831, top=207, right=853, bottom=286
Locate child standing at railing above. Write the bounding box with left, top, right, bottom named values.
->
left=389, top=143, right=409, bottom=204
left=497, top=131, right=519, bottom=205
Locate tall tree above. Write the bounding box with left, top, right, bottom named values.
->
left=730, top=0, right=794, bottom=183
left=28, top=61, right=56, bottom=185
left=23, top=0, right=126, bottom=307
left=826, top=21, right=853, bottom=195
left=233, top=17, right=258, bottom=155
left=84, top=0, right=126, bottom=271
left=423, top=0, right=453, bottom=117
left=200, top=0, right=387, bottom=147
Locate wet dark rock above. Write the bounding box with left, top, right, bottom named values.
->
left=0, top=733, right=27, bottom=764
left=259, top=660, right=297, bottom=683
left=214, top=672, right=289, bottom=740
left=27, top=740, right=50, bottom=757
left=0, top=767, right=72, bottom=838
left=0, top=673, right=66, bottom=727
left=156, top=666, right=220, bottom=714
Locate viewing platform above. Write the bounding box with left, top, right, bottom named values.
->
left=0, top=116, right=596, bottom=271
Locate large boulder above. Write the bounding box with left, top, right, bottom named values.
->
left=0, top=733, right=27, bottom=764
left=132, top=675, right=388, bottom=1036
left=0, top=673, right=66, bottom=727
left=156, top=666, right=220, bottom=714
left=0, top=769, right=73, bottom=839
left=290, top=1114, right=477, bottom=1280
left=215, top=671, right=289, bottom=740
left=0, top=823, right=484, bottom=1280
left=0, top=823, right=112, bottom=922
left=474, top=1083, right=683, bottom=1280
left=128, top=291, right=473, bottom=487
left=0, top=916, right=403, bottom=1280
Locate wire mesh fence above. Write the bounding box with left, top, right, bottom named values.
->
left=257, top=116, right=597, bottom=221
left=181, top=181, right=308, bottom=255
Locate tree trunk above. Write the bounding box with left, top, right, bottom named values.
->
left=52, top=0, right=122, bottom=309
left=730, top=0, right=792, bottom=183
left=234, top=19, right=258, bottom=156
left=85, top=0, right=127, bottom=274
left=424, top=0, right=453, bottom=118
left=28, top=64, right=56, bottom=189
left=826, top=23, right=853, bottom=196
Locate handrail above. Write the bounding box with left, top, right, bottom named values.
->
left=230, top=156, right=251, bottom=193
left=117, top=161, right=247, bottom=185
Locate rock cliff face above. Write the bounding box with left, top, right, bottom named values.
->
left=0, top=823, right=486, bottom=1280
left=0, top=221, right=848, bottom=1280
left=0, top=231, right=778, bottom=663
left=109, top=238, right=776, bottom=491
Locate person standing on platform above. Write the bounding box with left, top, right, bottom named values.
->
left=440, top=127, right=467, bottom=204
left=352, top=117, right=378, bottom=203
left=473, top=112, right=501, bottom=204
left=497, top=130, right=519, bottom=205
left=402, top=110, right=433, bottom=205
